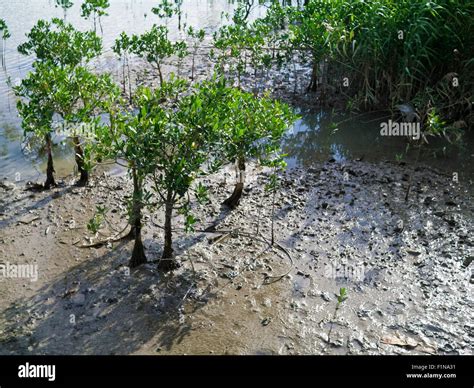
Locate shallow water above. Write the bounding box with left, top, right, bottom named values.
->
left=284, top=109, right=474, bottom=182
left=0, top=0, right=266, bottom=181
left=0, top=1, right=473, bottom=185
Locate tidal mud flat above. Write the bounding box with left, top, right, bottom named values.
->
left=0, top=159, right=472, bottom=355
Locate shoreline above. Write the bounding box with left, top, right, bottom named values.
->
left=0, top=158, right=472, bottom=355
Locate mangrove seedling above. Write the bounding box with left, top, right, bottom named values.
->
left=212, top=87, right=297, bottom=209
left=14, top=63, right=57, bottom=189
left=152, top=0, right=184, bottom=30
left=81, top=0, right=110, bottom=34
left=187, top=27, right=205, bottom=81
left=286, top=2, right=335, bottom=92
left=18, top=18, right=102, bottom=69
left=328, top=287, right=348, bottom=344
left=113, top=32, right=133, bottom=102
left=54, top=0, right=74, bottom=20
left=146, top=83, right=220, bottom=271
left=0, top=19, right=11, bottom=69
left=48, top=65, right=116, bottom=185
left=264, top=160, right=287, bottom=245
left=93, top=83, right=152, bottom=268
left=87, top=205, right=107, bottom=235
left=337, top=287, right=348, bottom=306
left=130, top=25, right=187, bottom=86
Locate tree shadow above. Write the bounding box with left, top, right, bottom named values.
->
left=143, top=200, right=234, bottom=262
left=0, top=239, right=217, bottom=355
left=0, top=183, right=75, bottom=230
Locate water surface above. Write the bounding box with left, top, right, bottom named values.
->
left=0, top=1, right=472, bottom=185
left=0, top=0, right=263, bottom=181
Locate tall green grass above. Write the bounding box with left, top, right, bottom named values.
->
left=263, top=0, right=474, bottom=127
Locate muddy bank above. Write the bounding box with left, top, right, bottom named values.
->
left=0, top=158, right=472, bottom=355
left=109, top=42, right=336, bottom=113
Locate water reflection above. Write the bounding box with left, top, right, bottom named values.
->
left=284, top=110, right=387, bottom=168
left=0, top=0, right=262, bottom=181
left=0, top=1, right=472, bottom=183
left=283, top=109, right=474, bottom=180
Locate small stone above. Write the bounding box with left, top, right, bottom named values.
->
left=72, top=293, right=86, bottom=306
left=462, top=256, right=473, bottom=268
left=261, top=317, right=272, bottom=326
left=262, top=298, right=272, bottom=307
left=19, top=214, right=39, bottom=225
left=320, top=292, right=331, bottom=302
left=423, top=197, right=433, bottom=206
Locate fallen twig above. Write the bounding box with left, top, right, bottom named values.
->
left=78, top=224, right=131, bottom=248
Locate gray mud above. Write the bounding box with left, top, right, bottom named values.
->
left=0, top=159, right=472, bottom=355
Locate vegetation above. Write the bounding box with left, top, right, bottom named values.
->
left=112, top=32, right=134, bottom=102
left=1, top=0, right=472, bottom=362
left=187, top=27, right=205, bottom=81
left=8, top=0, right=471, bottom=272
left=14, top=63, right=57, bottom=188
left=152, top=0, right=184, bottom=30
left=93, top=80, right=152, bottom=268
left=81, top=0, right=110, bottom=33
left=211, top=0, right=473, bottom=130
left=151, top=0, right=178, bottom=20
left=136, top=82, right=216, bottom=270
left=0, top=19, right=11, bottom=69
left=44, top=65, right=114, bottom=186
left=328, top=287, right=348, bottom=344
left=261, top=0, right=473, bottom=128
left=18, top=18, right=102, bottom=68
left=94, top=77, right=213, bottom=269
left=211, top=86, right=297, bottom=208
left=54, top=0, right=74, bottom=20
left=92, top=75, right=296, bottom=270
left=129, top=25, right=187, bottom=86
left=16, top=18, right=102, bottom=186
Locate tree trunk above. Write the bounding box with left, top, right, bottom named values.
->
left=307, top=59, right=318, bottom=91
left=1, top=39, right=3, bottom=67
left=126, top=56, right=132, bottom=104
left=44, top=133, right=56, bottom=189
left=129, top=223, right=146, bottom=268
left=156, top=63, right=164, bottom=86
left=271, top=182, right=276, bottom=245
left=223, top=157, right=246, bottom=209
left=243, top=0, right=253, bottom=21
left=158, top=199, right=179, bottom=272
left=121, top=59, right=127, bottom=96
left=73, top=135, right=88, bottom=186
left=128, top=168, right=147, bottom=268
